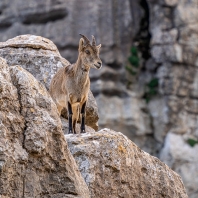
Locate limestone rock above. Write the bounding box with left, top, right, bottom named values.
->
left=66, top=129, right=188, bottom=198
left=0, top=34, right=99, bottom=130
left=0, top=57, right=90, bottom=197
left=164, top=0, right=178, bottom=6
left=147, top=0, right=198, bottom=196
left=160, top=133, right=198, bottom=198
left=0, top=35, right=69, bottom=89
left=96, top=94, right=152, bottom=139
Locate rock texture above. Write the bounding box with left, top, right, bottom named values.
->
left=0, top=57, right=90, bottom=197
left=0, top=0, right=197, bottom=196
left=160, top=133, right=198, bottom=198
left=146, top=1, right=198, bottom=197
left=66, top=129, right=188, bottom=198
left=0, top=35, right=99, bottom=130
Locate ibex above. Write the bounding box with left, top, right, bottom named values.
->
left=50, top=34, right=102, bottom=134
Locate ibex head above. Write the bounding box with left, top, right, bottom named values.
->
left=79, top=34, right=102, bottom=69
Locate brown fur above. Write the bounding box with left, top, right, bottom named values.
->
left=50, top=35, right=102, bottom=133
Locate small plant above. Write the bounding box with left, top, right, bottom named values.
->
left=143, top=78, right=159, bottom=103
left=125, top=46, right=140, bottom=75
left=187, top=138, right=198, bottom=147
left=125, top=46, right=140, bottom=88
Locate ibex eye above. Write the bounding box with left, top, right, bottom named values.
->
left=85, top=50, right=90, bottom=55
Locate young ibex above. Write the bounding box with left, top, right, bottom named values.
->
left=50, top=34, right=102, bottom=134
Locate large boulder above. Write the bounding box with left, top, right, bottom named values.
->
left=0, top=57, right=90, bottom=197
left=66, top=129, right=188, bottom=198
left=0, top=35, right=99, bottom=130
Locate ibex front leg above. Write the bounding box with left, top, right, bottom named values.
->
left=81, top=101, right=86, bottom=133
left=68, top=102, right=73, bottom=134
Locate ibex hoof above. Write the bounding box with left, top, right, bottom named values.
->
left=68, top=130, right=73, bottom=134
left=81, top=130, right=86, bottom=133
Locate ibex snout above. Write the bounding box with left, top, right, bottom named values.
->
left=94, top=60, right=102, bottom=69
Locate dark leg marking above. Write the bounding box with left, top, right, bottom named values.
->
left=68, top=102, right=73, bottom=134
left=81, top=101, right=86, bottom=133
left=73, top=119, right=77, bottom=134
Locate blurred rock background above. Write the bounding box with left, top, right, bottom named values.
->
left=0, top=0, right=197, bottom=197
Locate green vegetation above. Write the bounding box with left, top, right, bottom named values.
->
left=126, top=46, right=159, bottom=103
left=125, top=65, right=136, bottom=76
left=144, top=78, right=159, bottom=103
left=187, top=138, right=198, bottom=147
left=125, top=46, right=140, bottom=75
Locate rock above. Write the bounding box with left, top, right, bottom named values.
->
left=0, top=0, right=139, bottom=65
left=151, top=44, right=183, bottom=64
left=96, top=94, right=152, bottom=139
left=174, top=5, right=198, bottom=27
left=190, top=70, right=198, bottom=99
left=179, top=24, right=198, bottom=46
left=151, top=28, right=178, bottom=45
left=164, top=0, right=178, bottom=6
left=0, top=57, right=90, bottom=197
left=0, top=35, right=69, bottom=90
left=160, top=133, right=198, bottom=198
left=148, top=97, right=169, bottom=143
left=148, top=0, right=198, bottom=196
left=0, top=34, right=99, bottom=130
left=66, top=129, right=188, bottom=198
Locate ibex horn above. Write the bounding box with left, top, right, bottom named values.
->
left=92, top=35, right=96, bottom=46
left=79, top=34, right=90, bottom=45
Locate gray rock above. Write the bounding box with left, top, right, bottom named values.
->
left=148, top=0, right=198, bottom=196
left=0, top=35, right=69, bottom=90
left=0, top=57, right=90, bottom=197
left=151, top=29, right=178, bottom=45
left=160, top=133, right=198, bottom=198
left=96, top=94, right=152, bottom=139
left=164, top=0, right=178, bottom=6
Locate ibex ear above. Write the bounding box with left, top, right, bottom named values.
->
left=97, top=44, right=101, bottom=50
left=79, top=38, right=84, bottom=52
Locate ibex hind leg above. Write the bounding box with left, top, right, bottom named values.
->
left=57, top=104, right=63, bottom=116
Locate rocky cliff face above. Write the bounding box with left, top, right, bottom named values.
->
left=146, top=1, right=198, bottom=197
left=0, top=57, right=90, bottom=197
left=0, top=0, right=197, bottom=196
